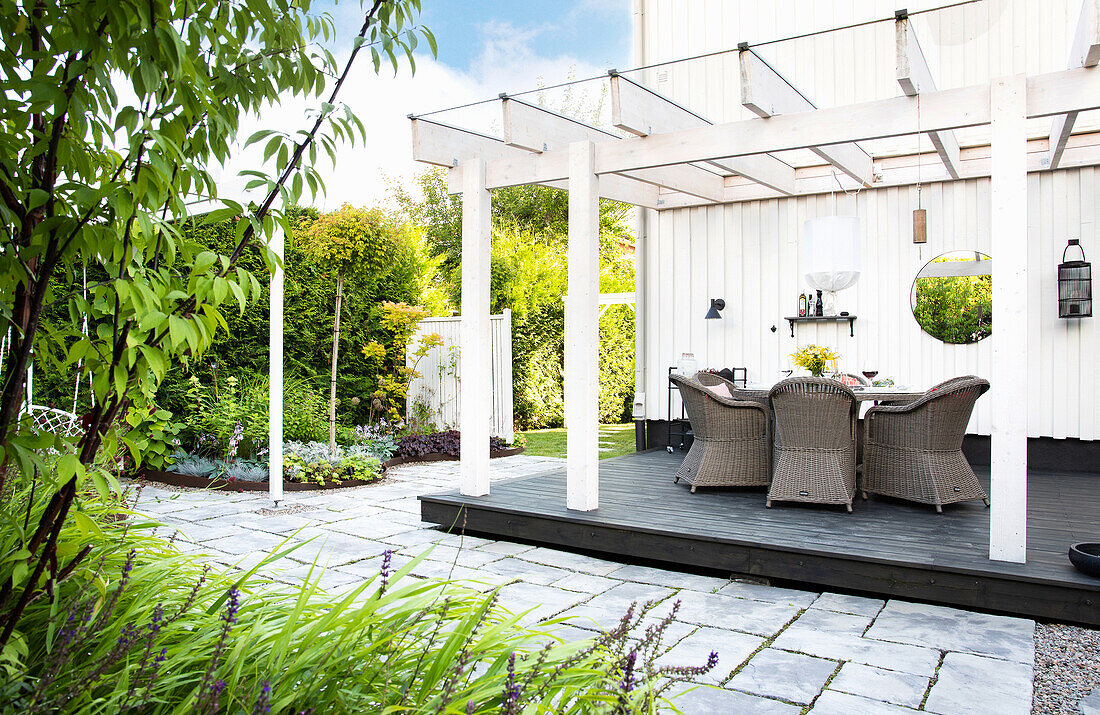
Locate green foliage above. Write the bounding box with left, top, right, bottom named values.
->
left=299, top=204, right=390, bottom=279
left=284, top=380, right=330, bottom=443
left=182, top=371, right=269, bottom=458
left=912, top=263, right=993, bottom=345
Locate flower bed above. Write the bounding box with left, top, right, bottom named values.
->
left=381, top=445, right=525, bottom=468
left=135, top=469, right=378, bottom=491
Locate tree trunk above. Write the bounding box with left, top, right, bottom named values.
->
left=328, top=269, right=344, bottom=457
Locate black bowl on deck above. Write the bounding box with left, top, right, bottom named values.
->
left=1069, top=543, right=1100, bottom=577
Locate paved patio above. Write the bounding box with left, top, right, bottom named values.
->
left=134, top=456, right=1036, bottom=714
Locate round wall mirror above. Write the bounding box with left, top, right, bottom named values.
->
left=910, top=250, right=992, bottom=344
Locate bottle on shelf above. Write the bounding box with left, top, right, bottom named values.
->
left=798, top=293, right=807, bottom=317
left=815, top=290, right=824, bottom=316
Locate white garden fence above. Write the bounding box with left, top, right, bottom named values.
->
left=406, top=310, right=514, bottom=442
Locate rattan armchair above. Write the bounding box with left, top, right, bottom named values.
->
left=668, top=373, right=772, bottom=492
left=767, top=377, right=859, bottom=512
left=862, top=376, right=990, bottom=512
left=696, top=371, right=769, bottom=408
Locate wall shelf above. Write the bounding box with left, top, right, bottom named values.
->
left=784, top=315, right=857, bottom=337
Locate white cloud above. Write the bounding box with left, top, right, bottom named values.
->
left=213, top=24, right=610, bottom=213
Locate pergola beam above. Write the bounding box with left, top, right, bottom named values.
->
left=477, top=68, right=1100, bottom=191
left=502, top=96, right=723, bottom=202
left=739, top=48, right=874, bottom=185
left=653, top=133, right=1100, bottom=208
left=1045, top=0, right=1100, bottom=169
left=896, top=13, right=962, bottom=179
left=411, top=117, right=660, bottom=208
left=609, top=73, right=796, bottom=195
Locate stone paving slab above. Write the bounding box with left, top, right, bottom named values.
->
left=1080, top=688, right=1100, bottom=715
left=604, top=564, right=730, bottom=593
left=667, top=683, right=801, bottom=714
left=515, top=547, right=623, bottom=575
left=923, top=652, right=1033, bottom=715
left=716, top=579, right=819, bottom=607
left=480, top=556, right=575, bottom=585
left=655, top=626, right=762, bottom=684
left=809, top=689, right=921, bottom=714
left=727, top=647, right=838, bottom=704
left=582, top=582, right=678, bottom=612
left=809, top=592, right=886, bottom=618
left=671, top=590, right=803, bottom=637
left=827, top=662, right=929, bottom=708
left=771, top=609, right=941, bottom=676
left=865, top=600, right=1035, bottom=664
left=495, top=582, right=591, bottom=626
left=550, top=572, right=621, bottom=594
left=475, top=540, right=535, bottom=556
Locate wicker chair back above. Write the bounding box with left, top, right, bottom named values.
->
left=768, top=377, right=858, bottom=450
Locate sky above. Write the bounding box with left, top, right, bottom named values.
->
left=215, top=0, right=633, bottom=211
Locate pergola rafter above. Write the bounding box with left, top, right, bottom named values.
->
left=1045, top=0, right=1100, bottom=169
left=895, top=11, right=962, bottom=179
left=609, top=72, right=797, bottom=196
left=410, top=117, right=661, bottom=208
left=409, top=15, right=1100, bottom=565
left=739, top=47, right=875, bottom=185
left=501, top=95, right=725, bottom=202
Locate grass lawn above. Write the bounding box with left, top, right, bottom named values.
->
left=519, top=423, right=637, bottom=460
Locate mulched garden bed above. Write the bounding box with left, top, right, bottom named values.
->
left=137, top=447, right=525, bottom=491
left=135, top=469, right=379, bottom=492
left=381, top=446, right=525, bottom=468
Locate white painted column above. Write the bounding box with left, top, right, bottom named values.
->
left=268, top=226, right=284, bottom=504
left=460, top=157, right=492, bottom=497
left=566, top=141, right=600, bottom=511
left=989, top=75, right=1028, bottom=563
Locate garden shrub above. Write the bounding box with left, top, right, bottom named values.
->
left=283, top=377, right=329, bottom=443
left=283, top=440, right=383, bottom=486
left=182, top=372, right=270, bottom=458
left=393, top=431, right=509, bottom=458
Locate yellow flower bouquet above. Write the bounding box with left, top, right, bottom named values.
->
left=790, top=344, right=840, bottom=377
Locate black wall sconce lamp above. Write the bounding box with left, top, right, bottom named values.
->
left=705, top=298, right=725, bottom=320
left=1059, top=239, right=1092, bottom=318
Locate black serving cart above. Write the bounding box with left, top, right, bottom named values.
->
left=666, top=366, right=747, bottom=453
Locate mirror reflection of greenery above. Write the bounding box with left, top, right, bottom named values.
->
left=912, top=253, right=992, bottom=344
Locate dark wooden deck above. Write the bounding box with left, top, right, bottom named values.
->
left=420, top=450, right=1100, bottom=625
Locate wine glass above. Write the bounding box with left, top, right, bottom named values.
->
left=862, top=370, right=879, bottom=380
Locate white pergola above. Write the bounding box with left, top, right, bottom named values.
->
left=401, top=9, right=1100, bottom=563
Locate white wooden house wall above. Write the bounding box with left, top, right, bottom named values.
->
left=637, top=0, right=1100, bottom=440
left=406, top=311, right=514, bottom=442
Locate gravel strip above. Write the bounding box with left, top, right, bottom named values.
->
left=251, top=503, right=319, bottom=516
left=1033, top=622, right=1100, bottom=714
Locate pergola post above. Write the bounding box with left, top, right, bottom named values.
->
left=989, top=75, right=1029, bottom=563
left=459, top=157, right=492, bottom=497
left=268, top=226, right=284, bottom=505
left=566, top=141, right=600, bottom=511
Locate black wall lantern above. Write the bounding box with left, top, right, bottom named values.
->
left=705, top=298, right=725, bottom=320
left=1058, top=239, right=1092, bottom=319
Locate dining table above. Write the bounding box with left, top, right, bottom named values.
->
left=737, top=382, right=926, bottom=403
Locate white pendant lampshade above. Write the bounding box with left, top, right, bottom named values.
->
left=802, top=216, right=861, bottom=314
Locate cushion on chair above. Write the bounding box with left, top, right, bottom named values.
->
left=704, top=382, right=733, bottom=399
